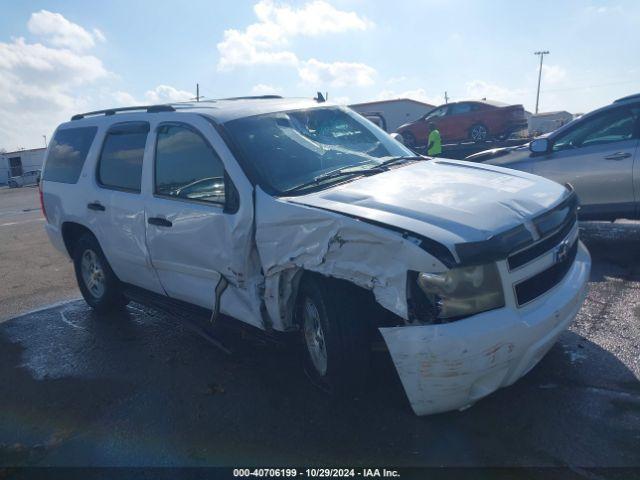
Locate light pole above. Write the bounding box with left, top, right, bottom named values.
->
left=43, top=135, right=47, bottom=147
left=534, top=50, right=549, bottom=114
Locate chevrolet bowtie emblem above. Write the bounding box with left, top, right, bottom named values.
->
left=555, top=239, right=571, bottom=264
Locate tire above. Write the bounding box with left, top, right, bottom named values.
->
left=296, top=275, right=371, bottom=396
left=469, top=124, right=489, bottom=142
left=72, top=233, right=127, bottom=312
left=498, top=129, right=512, bottom=141
left=401, top=131, right=417, bottom=148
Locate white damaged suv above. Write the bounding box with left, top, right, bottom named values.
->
left=41, top=96, right=591, bottom=415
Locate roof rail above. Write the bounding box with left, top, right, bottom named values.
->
left=614, top=93, right=640, bottom=103
left=71, top=104, right=175, bottom=121
left=219, top=95, right=283, bottom=101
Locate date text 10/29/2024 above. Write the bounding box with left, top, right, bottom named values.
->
left=233, top=469, right=401, bottom=478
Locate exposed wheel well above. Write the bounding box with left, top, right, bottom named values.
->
left=61, top=222, right=96, bottom=258
left=295, top=270, right=402, bottom=330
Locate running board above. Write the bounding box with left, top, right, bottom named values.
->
left=122, top=284, right=232, bottom=355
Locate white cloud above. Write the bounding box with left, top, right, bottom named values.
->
left=0, top=11, right=115, bottom=149
left=143, top=85, right=193, bottom=103
left=464, top=80, right=528, bottom=105
left=27, top=10, right=102, bottom=52
left=217, top=0, right=374, bottom=80
left=541, top=64, right=567, bottom=84
left=253, top=0, right=373, bottom=37
left=217, top=27, right=298, bottom=70
left=251, top=83, right=282, bottom=95
left=112, top=90, right=138, bottom=106
left=377, top=88, right=441, bottom=106
left=112, top=85, right=194, bottom=106
left=585, top=5, right=623, bottom=14
left=0, top=11, right=195, bottom=150
left=0, top=32, right=109, bottom=149
left=299, top=58, right=375, bottom=87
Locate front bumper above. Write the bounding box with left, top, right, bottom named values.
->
left=379, top=241, right=591, bottom=416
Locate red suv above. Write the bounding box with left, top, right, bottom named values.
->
left=396, top=100, right=527, bottom=147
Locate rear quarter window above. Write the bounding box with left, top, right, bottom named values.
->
left=43, top=127, right=98, bottom=183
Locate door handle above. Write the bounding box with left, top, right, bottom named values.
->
left=604, top=152, right=631, bottom=161
left=87, top=202, right=106, bottom=211
left=148, top=217, right=172, bottom=227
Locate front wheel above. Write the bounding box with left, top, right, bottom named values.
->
left=297, top=276, right=371, bottom=396
left=401, top=131, right=417, bottom=148
left=73, top=233, right=128, bottom=312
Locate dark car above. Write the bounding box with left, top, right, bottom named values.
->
left=466, top=93, right=640, bottom=221
left=396, top=100, right=527, bottom=147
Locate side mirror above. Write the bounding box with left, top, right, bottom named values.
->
left=390, top=132, right=404, bottom=145
left=530, top=138, right=550, bottom=154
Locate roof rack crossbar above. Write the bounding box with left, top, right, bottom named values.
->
left=71, top=104, right=176, bottom=121
left=220, top=95, right=283, bottom=101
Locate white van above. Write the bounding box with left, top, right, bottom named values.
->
left=41, top=96, right=590, bottom=415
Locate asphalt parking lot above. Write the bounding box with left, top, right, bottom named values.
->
left=0, top=186, right=639, bottom=469
left=0, top=186, right=79, bottom=321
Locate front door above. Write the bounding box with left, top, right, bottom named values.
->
left=534, top=104, right=639, bottom=218
left=144, top=120, right=237, bottom=313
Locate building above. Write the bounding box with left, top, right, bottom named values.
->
left=528, top=111, right=574, bottom=136
left=350, top=98, right=435, bottom=133
left=0, top=148, right=46, bottom=184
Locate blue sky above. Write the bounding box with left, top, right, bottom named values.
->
left=1, top=0, right=639, bottom=150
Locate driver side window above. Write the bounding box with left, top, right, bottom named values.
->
left=155, top=124, right=226, bottom=205
left=425, top=107, right=447, bottom=120
left=553, top=107, right=638, bottom=152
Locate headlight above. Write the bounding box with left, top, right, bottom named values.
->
left=416, top=263, right=504, bottom=320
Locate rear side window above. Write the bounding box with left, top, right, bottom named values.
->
left=97, top=122, right=149, bottom=192
left=154, top=124, right=226, bottom=205
left=450, top=103, right=472, bottom=115
left=43, top=127, right=97, bottom=183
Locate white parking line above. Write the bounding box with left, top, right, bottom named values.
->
left=0, top=218, right=44, bottom=227
left=10, top=297, right=82, bottom=319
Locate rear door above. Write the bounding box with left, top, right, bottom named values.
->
left=90, top=121, right=164, bottom=293
left=534, top=104, right=639, bottom=218
left=444, top=103, right=473, bottom=141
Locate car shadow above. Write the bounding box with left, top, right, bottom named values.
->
left=0, top=296, right=638, bottom=467
left=580, top=221, right=640, bottom=282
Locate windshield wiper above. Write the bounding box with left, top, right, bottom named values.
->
left=282, top=165, right=387, bottom=195
left=378, top=155, right=426, bottom=167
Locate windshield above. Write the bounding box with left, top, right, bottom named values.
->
left=224, top=106, right=414, bottom=194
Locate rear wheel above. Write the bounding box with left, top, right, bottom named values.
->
left=469, top=124, right=489, bottom=142
left=73, top=233, right=127, bottom=312
left=297, top=276, right=371, bottom=396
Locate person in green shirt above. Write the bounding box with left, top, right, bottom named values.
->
left=427, top=121, right=442, bottom=156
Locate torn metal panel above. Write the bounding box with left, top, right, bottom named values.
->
left=254, top=188, right=447, bottom=330
left=380, top=243, right=590, bottom=416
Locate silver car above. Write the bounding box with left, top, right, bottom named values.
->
left=467, top=93, right=640, bottom=220
left=8, top=169, right=41, bottom=188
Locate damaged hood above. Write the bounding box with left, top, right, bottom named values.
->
left=286, top=159, right=571, bottom=258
